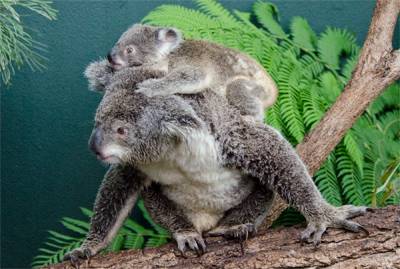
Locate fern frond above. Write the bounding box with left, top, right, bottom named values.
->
left=301, top=82, right=326, bottom=130
left=318, top=71, right=342, bottom=104
left=277, top=60, right=305, bottom=143
left=253, top=1, right=286, bottom=38
left=195, top=0, right=240, bottom=27
left=314, top=153, right=343, bottom=206
left=336, top=144, right=365, bottom=205
left=317, top=27, right=358, bottom=70
left=290, top=16, right=317, bottom=51
left=142, top=5, right=221, bottom=36
left=343, top=130, right=364, bottom=171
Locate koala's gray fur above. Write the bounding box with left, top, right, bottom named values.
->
left=92, top=24, right=278, bottom=122
left=64, top=61, right=368, bottom=267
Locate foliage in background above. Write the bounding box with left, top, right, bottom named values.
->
left=33, top=0, right=400, bottom=266
left=31, top=201, right=170, bottom=268
left=0, top=0, right=57, bottom=87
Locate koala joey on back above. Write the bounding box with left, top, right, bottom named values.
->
left=64, top=66, right=368, bottom=267
left=87, top=24, right=278, bottom=122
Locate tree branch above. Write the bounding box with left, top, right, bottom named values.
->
left=45, top=206, right=400, bottom=269
left=264, top=0, right=400, bottom=228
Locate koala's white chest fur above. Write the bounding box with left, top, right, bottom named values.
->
left=139, top=130, right=253, bottom=232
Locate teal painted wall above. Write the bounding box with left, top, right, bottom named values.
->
left=1, top=0, right=391, bottom=268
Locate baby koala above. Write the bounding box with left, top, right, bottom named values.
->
left=90, top=24, right=278, bottom=122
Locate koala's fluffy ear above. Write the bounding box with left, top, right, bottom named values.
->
left=156, top=27, right=182, bottom=55
left=84, top=59, right=113, bottom=93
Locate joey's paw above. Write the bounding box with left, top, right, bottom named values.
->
left=136, top=80, right=167, bottom=97
left=207, top=223, right=256, bottom=242
left=301, top=205, right=369, bottom=247
left=63, top=247, right=92, bottom=268
left=173, top=231, right=206, bottom=256
left=136, top=86, right=162, bottom=97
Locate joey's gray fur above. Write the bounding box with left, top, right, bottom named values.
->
left=64, top=62, right=368, bottom=267
left=89, top=24, right=278, bottom=122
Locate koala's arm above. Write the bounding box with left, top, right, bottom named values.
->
left=141, top=184, right=206, bottom=253
left=222, top=122, right=368, bottom=245
left=64, top=165, right=145, bottom=265
left=84, top=59, right=165, bottom=92
left=137, top=66, right=207, bottom=97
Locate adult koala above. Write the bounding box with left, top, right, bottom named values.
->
left=64, top=62, right=368, bottom=266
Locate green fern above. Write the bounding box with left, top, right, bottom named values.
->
left=32, top=203, right=170, bottom=268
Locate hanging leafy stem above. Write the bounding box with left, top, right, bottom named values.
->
left=33, top=0, right=399, bottom=267
left=0, top=0, right=57, bottom=87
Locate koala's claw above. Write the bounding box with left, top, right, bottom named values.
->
left=300, top=205, right=369, bottom=247
left=63, top=247, right=92, bottom=268
left=173, top=231, right=206, bottom=256
left=207, top=223, right=256, bottom=242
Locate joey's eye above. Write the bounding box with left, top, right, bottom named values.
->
left=126, top=46, right=134, bottom=54
left=117, top=127, right=126, bottom=135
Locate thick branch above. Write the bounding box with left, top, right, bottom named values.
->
left=264, top=0, right=400, bottom=227
left=296, top=0, right=400, bottom=175
left=45, top=206, right=400, bottom=269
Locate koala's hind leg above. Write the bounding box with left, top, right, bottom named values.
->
left=142, top=183, right=207, bottom=255
left=226, top=79, right=266, bottom=123
left=64, top=165, right=145, bottom=267
left=206, top=181, right=274, bottom=241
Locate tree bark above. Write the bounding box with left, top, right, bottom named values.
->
left=264, top=0, right=400, bottom=227
left=46, top=206, right=400, bottom=269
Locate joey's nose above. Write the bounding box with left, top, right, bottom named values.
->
left=89, top=128, right=103, bottom=156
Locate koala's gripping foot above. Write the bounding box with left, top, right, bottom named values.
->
left=63, top=247, right=92, bottom=269
left=173, top=230, right=206, bottom=256
left=207, top=223, right=256, bottom=242
left=300, top=205, right=369, bottom=247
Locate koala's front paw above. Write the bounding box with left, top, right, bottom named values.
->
left=63, top=247, right=92, bottom=268
left=136, top=80, right=166, bottom=97
left=207, top=223, right=256, bottom=242
left=301, top=205, right=369, bottom=247
left=173, top=230, right=206, bottom=256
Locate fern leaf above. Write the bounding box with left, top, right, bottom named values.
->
left=142, top=5, right=220, bottom=36
left=124, top=234, right=145, bottom=249
left=314, top=154, right=343, bottom=206
left=137, top=199, right=170, bottom=236
left=343, top=130, right=364, bottom=171
left=253, top=1, right=286, bottom=38
left=146, top=237, right=169, bottom=248
left=290, top=16, right=317, bottom=51
left=301, top=82, right=325, bottom=130
left=318, top=71, right=342, bottom=104
left=277, top=60, right=305, bottom=143
left=317, top=27, right=357, bottom=70
left=195, top=0, right=240, bottom=27
left=336, top=144, right=366, bottom=205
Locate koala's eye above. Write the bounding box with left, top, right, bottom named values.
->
left=126, top=46, right=134, bottom=54
left=117, top=127, right=126, bottom=135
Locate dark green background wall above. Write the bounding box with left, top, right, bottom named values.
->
left=1, top=0, right=391, bottom=268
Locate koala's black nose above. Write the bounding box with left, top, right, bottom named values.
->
left=88, top=128, right=103, bottom=156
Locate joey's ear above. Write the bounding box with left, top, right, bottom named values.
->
left=156, top=27, right=182, bottom=54
left=84, top=59, right=113, bottom=93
